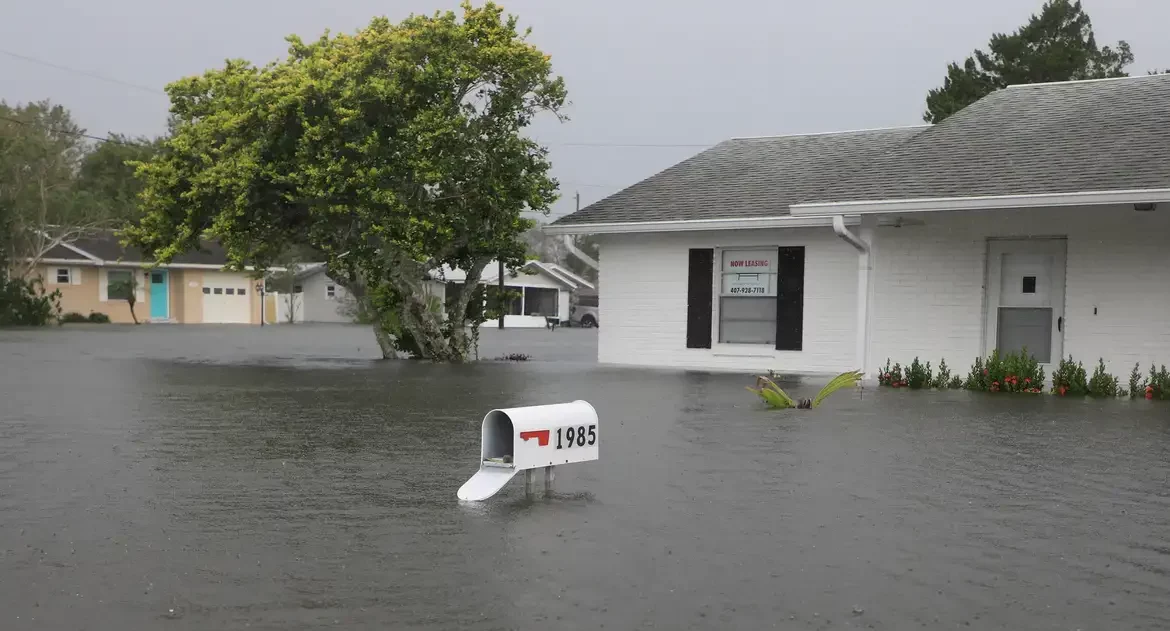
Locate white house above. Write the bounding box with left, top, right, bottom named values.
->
left=293, top=264, right=352, bottom=323
left=545, top=75, right=1170, bottom=379
left=443, top=260, right=594, bottom=328
left=292, top=260, right=593, bottom=327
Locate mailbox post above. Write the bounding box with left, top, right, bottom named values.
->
left=458, top=400, right=598, bottom=501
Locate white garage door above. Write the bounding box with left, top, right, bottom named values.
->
left=201, top=273, right=252, bottom=324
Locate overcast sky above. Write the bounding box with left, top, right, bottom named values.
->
left=2, top=0, right=1167, bottom=219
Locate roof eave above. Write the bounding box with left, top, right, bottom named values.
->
left=544, top=214, right=849, bottom=235
left=790, top=188, right=1170, bottom=216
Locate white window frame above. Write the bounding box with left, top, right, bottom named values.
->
left=325, top=284, right=336, bottom=300
left=709, top=245, right=798, bottom=358
left=712, top=247, right=779, bottom=350
left=49, top=267, right=81, bottom=285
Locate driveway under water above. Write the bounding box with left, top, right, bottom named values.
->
left=2, top=324, right=1169, bottom=630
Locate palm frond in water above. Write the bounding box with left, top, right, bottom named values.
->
left=811, top=370, right=863, bottom=408
left=749, top=370, right=862, bottom=410
left=746, top=376, right=796, bottom=409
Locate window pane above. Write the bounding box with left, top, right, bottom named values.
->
left=523, top=287, right=558, bottom=316
left=225, top=288, right=235, bottom=295
left=719, top=297, right=776, bottom=344
left=56, top=269, right=70, bottom=283
left=213, top=287, right=223, bottom=294
left=151, top=272, right=164, bottom=284
left=202, top=287, right=210, bottom=294
left=997, top=307, right=1052, bottom=363
left=107, top=271, right=132, bottom=300
left=238, top=288, right=246, bottom=296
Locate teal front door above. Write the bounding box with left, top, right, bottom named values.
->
left=149, top=270, right=169, bottom=319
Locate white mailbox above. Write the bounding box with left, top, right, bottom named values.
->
left=457, top=400, right=598, bottom=501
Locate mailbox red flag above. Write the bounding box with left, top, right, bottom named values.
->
left=519, top=429, right=550, bottom=446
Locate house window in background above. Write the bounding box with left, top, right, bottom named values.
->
left=485, top=285, right=522, bottom=316
left=326, top=284, right=336, bottom=299
left=718, top=249, right=777, bottom=345
left=106, top=270, right=133, bottom=300
left=56, top=268, right=71, bottom=284
left=524, top=287, right=558, bottom=317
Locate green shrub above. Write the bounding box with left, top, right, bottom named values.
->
left=1052, top=356, right=1089, bottom=396
left=1128, top=363, right=1144, bottom=398
left=87, top=312, right=111, bottom=323
left=965, top=349, right=1045, bottom=393
left=948, top=375, right=963, bottom=389
left=1147, top=364, right=1170, bottom=400
left=1087, top=359, right=1120, bottom=398
left=60, top=311, right=89, bottom=323
left=0, top=278, right=62, bottom=326
left=906, top=357, right=932, bottom=389
left=878, top=359, right=906, bottom=387
left=931, top=358, right=954, bottom=389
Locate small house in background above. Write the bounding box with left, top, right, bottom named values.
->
left=283, top=263, right=350, bottom=323
left=289, top=259, right=592, bottom=327
left=30, top=231, right=275, bottom=324
left=443, top=260, right=594, bottom=328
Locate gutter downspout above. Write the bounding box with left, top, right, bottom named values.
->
left=833, top=215, right=875, bottom=377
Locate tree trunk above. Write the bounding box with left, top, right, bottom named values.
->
left=372, top=321, right=398, bottom=359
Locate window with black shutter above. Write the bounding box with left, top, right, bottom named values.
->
left=774, top=247, right=805, bottom=351
left=686, top=249, right=714, bottom=349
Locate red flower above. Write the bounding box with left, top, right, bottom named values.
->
left=1146, top=392, right=1155, bottom=400
left=992, top=381, right=999, bottom=387
left=1024, top=378, right=1031, bottom=384
left=1059, top=386, right=1067, bottom=396
left=1145, top=386, right=1154, bottom=393
left=983, top=369, right=988, bottom=376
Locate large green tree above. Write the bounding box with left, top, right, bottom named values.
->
left=924, top=0, right=1133, bottom=123
left=77, top=134, right=163, bottom=224
left=0, top=100, right=109, bottom=278
left=127, top=2, right=566, bottom=360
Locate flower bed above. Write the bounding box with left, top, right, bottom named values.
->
left=879, top=352, right=1170, bottom=400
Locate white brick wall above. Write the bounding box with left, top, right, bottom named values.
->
left=870, top=205, right=1170, bottom=378
left=597, top=229, right=859, bottom=373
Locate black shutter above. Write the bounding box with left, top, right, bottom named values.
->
left=686, top=249, right=714, bottom=349
left=775, top=247, right=805, bottom=351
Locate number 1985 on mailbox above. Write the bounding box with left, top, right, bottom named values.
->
left=556, top=424, right=597, bottom=449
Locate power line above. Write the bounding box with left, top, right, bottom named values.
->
left=2, top=48, right=721, bottom=149
left=0, top=48, right=167, bottom=96
left=0, top=114, right=146, bottom=145
left=549, top=141, right=714, bottom=148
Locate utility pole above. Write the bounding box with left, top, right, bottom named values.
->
left=575, top=191, right=580, bottom=212
left=497, top=259, right=505, bottom=329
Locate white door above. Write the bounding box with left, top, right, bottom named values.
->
left=985, top=239, right=1066, bottom=371
left=201, top=273, right=252, bottom=324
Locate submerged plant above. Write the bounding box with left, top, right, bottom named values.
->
left=747, top=370, right=863, bottom=410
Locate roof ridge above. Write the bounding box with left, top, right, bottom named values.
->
left=1006, top=74, right=1170, bottom=89
left=730, top=124, right=931, bottom=141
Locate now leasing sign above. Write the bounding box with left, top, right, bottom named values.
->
left=721, top=249, right=776, bottom=296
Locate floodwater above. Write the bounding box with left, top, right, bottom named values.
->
left=2, top=325, right=1169, bottom=630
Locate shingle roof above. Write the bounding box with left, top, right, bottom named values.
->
left=799, top=74, right=1170, bottom=204
left=45, top=231, right=232, bottom=265
left=550, top=126, right=927, bottom=226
